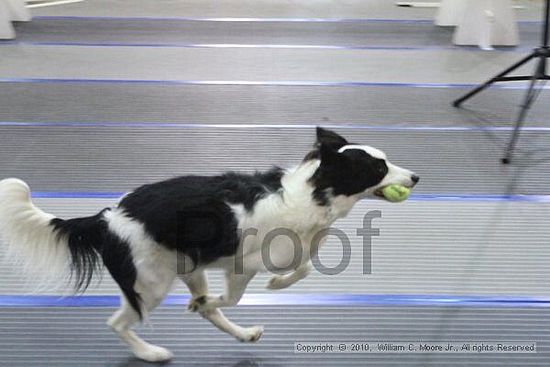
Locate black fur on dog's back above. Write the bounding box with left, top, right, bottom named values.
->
left=118, top=169, right=284, bottom=271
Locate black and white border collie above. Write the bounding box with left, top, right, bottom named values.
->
left=0, top=128, right=418, bottom=362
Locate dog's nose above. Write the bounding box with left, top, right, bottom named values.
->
left=411, top=175, right=420, bottom=184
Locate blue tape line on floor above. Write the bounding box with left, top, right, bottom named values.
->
left=30, top=16, right=542, bottom=25
left=0, top=78, right=480, bottom=87
left=2, top=42, right=524, bottom=53
left=0, top=41, right=441, bottom=50
left=2, top=121, right=550, bottom=132
left=1, top=294, right=550, bottom=307
left=1, top=78, right=546, bottom=90
left=32, top=191, right=124, bottom=199
left=31, top=16, right=437, bottom=23
left=0, top=78, right=546, bottom=90
left=29, top=192, right=550, bottom=203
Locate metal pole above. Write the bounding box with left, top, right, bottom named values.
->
left=544, top=0, right=550, bottom=47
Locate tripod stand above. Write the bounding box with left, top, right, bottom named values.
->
left=453, top=0, right=550, bottom=164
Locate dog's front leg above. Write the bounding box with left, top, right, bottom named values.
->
left=266, top=262, right=312, bottom=290
left=183, top=271, right=263, bottom=342
left=188, top=270, right=256, bottom=312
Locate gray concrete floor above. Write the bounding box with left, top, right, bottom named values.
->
left=1, top=0, right=550, bottom=366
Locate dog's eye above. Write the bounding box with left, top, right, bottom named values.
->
left=376, top=162, right=386, bottom=173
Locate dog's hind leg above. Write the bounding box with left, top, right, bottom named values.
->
left=107, top=264, right=176, bottom=362
left=107, top=295, right=173, bottom=362
left=182, top=271, right=263, bottom=342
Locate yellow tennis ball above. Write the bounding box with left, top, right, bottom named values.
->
left=382, top=184, right=410, bottom=203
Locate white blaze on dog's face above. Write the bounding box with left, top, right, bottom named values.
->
left=309, top=128, right=419, bottom=203
left=338, top=144, right=419, bottom=200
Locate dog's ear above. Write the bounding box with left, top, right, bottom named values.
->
left=316, top=127, right=348, bottom=150
left=319, top=143, right=346, bottom=167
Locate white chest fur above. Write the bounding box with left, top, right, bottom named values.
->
left=226, top=160, right=360, bottom=273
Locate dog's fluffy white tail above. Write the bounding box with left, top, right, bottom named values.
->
left=0, top=178, right=143, bottom=316
left=0, top=178, right=71, bottom=280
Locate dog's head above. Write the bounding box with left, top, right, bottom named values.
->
left=308, top=127, right=419, bottom=203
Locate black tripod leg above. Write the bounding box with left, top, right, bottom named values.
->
left=453, top=53, right=536, bottom=107
left=501, top=72, right=541, bottom=164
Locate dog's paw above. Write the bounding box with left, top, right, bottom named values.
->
left=238, top=325, right=264, bottom=343
left=133, top=343, right=173, bottom=362
left=266, top=276, right=289, bottom=290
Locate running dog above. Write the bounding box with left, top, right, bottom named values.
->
left=0, top=127, right=419, bottom=362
